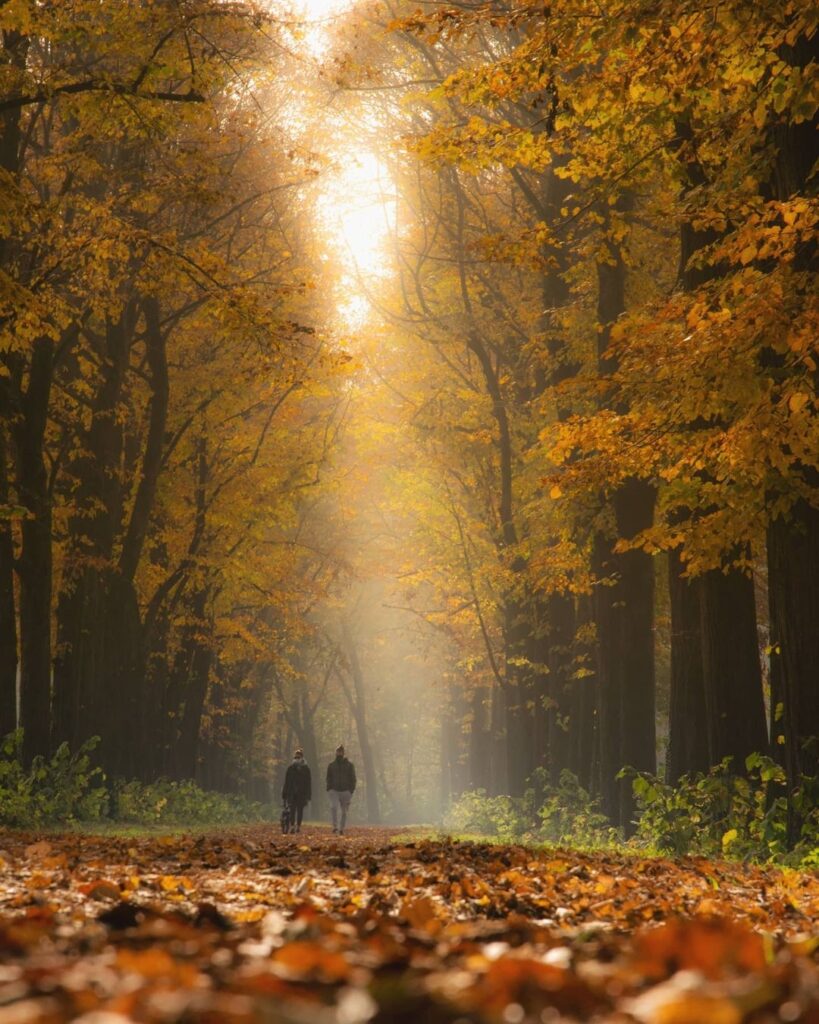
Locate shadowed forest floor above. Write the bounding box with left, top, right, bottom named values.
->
left=0, top=825, right=817, bottom=1022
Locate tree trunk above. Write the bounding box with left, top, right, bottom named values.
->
left=298, top=691, right=325, bottom=820
left=594, top=244, right=657, bottom=828
left=544, top=592, right=575, bottom=787
left=119, top=298, right=168, bottom=581
left=489, top=675, right=507, bottom=795
left=764, top=24, right=819, bottom=839
left=440, top=700, right=454, bottom=816
left=172, top=587, right=213, bottom=781
left=14, top=337, right=54, bottom=765
left=504, top=596, right=531, bottom=796
left=667, top=122, right=766, bottom=782
left=699, top=566, right=767, bottom=768
left=666, top=547, right=709, bottom=782
left=340, top=626, right=381, bottom=824
left=768, top=505, right=819, bottom=789
left=53, top=306, right=139, bottom=771
left=468, top=681, right=491, bottom=791
left=537, top=165, right=581, bottom=793
left=0, top=424, right=17, bottom=736
left=568, top=597, right=597, bottom=791
left=614, top=479, right=657, bottom=827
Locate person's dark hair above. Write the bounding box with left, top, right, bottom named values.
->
left=336, top=745, right=344, bottom=755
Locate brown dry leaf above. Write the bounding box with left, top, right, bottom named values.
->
left=79, top=880, right=121, bottom=901
left=159, top=874, right=194, bottom=893
left=23, top=841, right=52, bottom=860
left=634, top=917, right=767, bottom=980
left=116, top=946, right=200, bottom=985
left=400, top=895, right=441, bottom=934
left=271, top=940, right=352, bottom=982
left=627, top=974, right=745, bottom=1024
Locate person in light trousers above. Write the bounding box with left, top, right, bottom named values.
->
left=326, top=744, right=356, bottom=835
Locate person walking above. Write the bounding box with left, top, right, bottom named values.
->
left=326, top=744, right=356, bottom=835
left=281, top=748, right=311, bottom=834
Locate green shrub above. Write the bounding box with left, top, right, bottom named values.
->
left=537, top=770, right=620, bottom=847
left=0, top=731, right=108, bottom=826
left=113, top=778, right=271, bottom=826
left=624, top=753, right=819, bottom=863
left=443, top=789, right=527, bottom=842
left=444, top=770, right=619, bottom=848
left=0, top=731, right=272, bottom=828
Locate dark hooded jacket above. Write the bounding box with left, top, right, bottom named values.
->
left=282, top=759, right=312, bottom=806
left=326, top=754, right=356, bottom=793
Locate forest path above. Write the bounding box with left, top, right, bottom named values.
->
left=0, top=825, right=817, bottom=1022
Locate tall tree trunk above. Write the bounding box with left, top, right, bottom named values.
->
left=340, top=624, right=381, bottom=824
left=14, top=337, right=54, bottom=764
left=145, top=613, right=173, bottom=779
left=699, top=566, right=767, bottom=768
left=172, top=586, right=213, bottom=781
left=453, top=173, right=536, bottom=796
left=768, top=503, right=819, bottom=801
left=468, top=681, right=491, bottom=791
left=667, top=124, right=767, bottom=781
left=613, top=478, right=656, bottom=828
left=571, top=599, right=598, bottom=792
left=105, top=296, right=167, bottom=776
left=544, top=592, right=575, bottom=787
left=503, top=598, right=530, bottom=797
left=119, top=298, right=168, bottom=580
left=666, top=547, right=709, bottom=782
left=594, top=243, right=657, bottom=828
left=0, top=424, right=17, bottom=736
left=0, top=26, right=29, bottom=742
left=537, top=164, right=581, bottom=791
left=440, top=699, right=454, bottom=816
left=764, top=24, right=819, bottom=837
left=298, top=688, right=325, bottom=819
left=53, top=306, right=139, bottom=772
left=489, top=675, right=507, bottom=795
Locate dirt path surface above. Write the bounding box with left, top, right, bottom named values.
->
left=0, top=824, right=817, bottom=1022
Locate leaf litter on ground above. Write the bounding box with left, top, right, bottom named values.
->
left=0, top=825, right=817, bottom=1023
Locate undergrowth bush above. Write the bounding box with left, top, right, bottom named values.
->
left=0, top=732, right=272, bottom=828
left=623, top=753, right=819, bottom=865
left=444, top=757, right=819, bottom=866
left=113, top=779, right=271, bottom=826
left=444, top=770, right=619, bottom=848
left=444, top=790, right=525, bottom=843
left=537, top=770, right=620, bottom=846
left=0, top=731, right=108, bottom=826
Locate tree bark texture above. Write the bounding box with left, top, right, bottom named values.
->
left=14, top=338, right=54, bottom=764
left=0, top=424, right=17, bottom=736
left=667, top=129, right=766, bottom=782
left=764, top=25, right=819, bottom=828
left=340, top=625, right=381, bottom=824
left=666, top=547, right=710, bottom=782
left=594, top=247, right=657, bottom=828
left=768, top=506, right=819, bottom=786
left=53, top=306, right=143, bottom=774
left=698, top=566, right=768, bottom=769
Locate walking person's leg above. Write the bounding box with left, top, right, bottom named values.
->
left=329, top=790, right=339, bottom=832
left=295, top=803, right=304, bottom=832
left=339, top=790, right=351, bottom=834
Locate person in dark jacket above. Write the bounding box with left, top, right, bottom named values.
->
left=326, top=744, right=356, bottom=835
left=281, top=748, right=311, bottom=834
